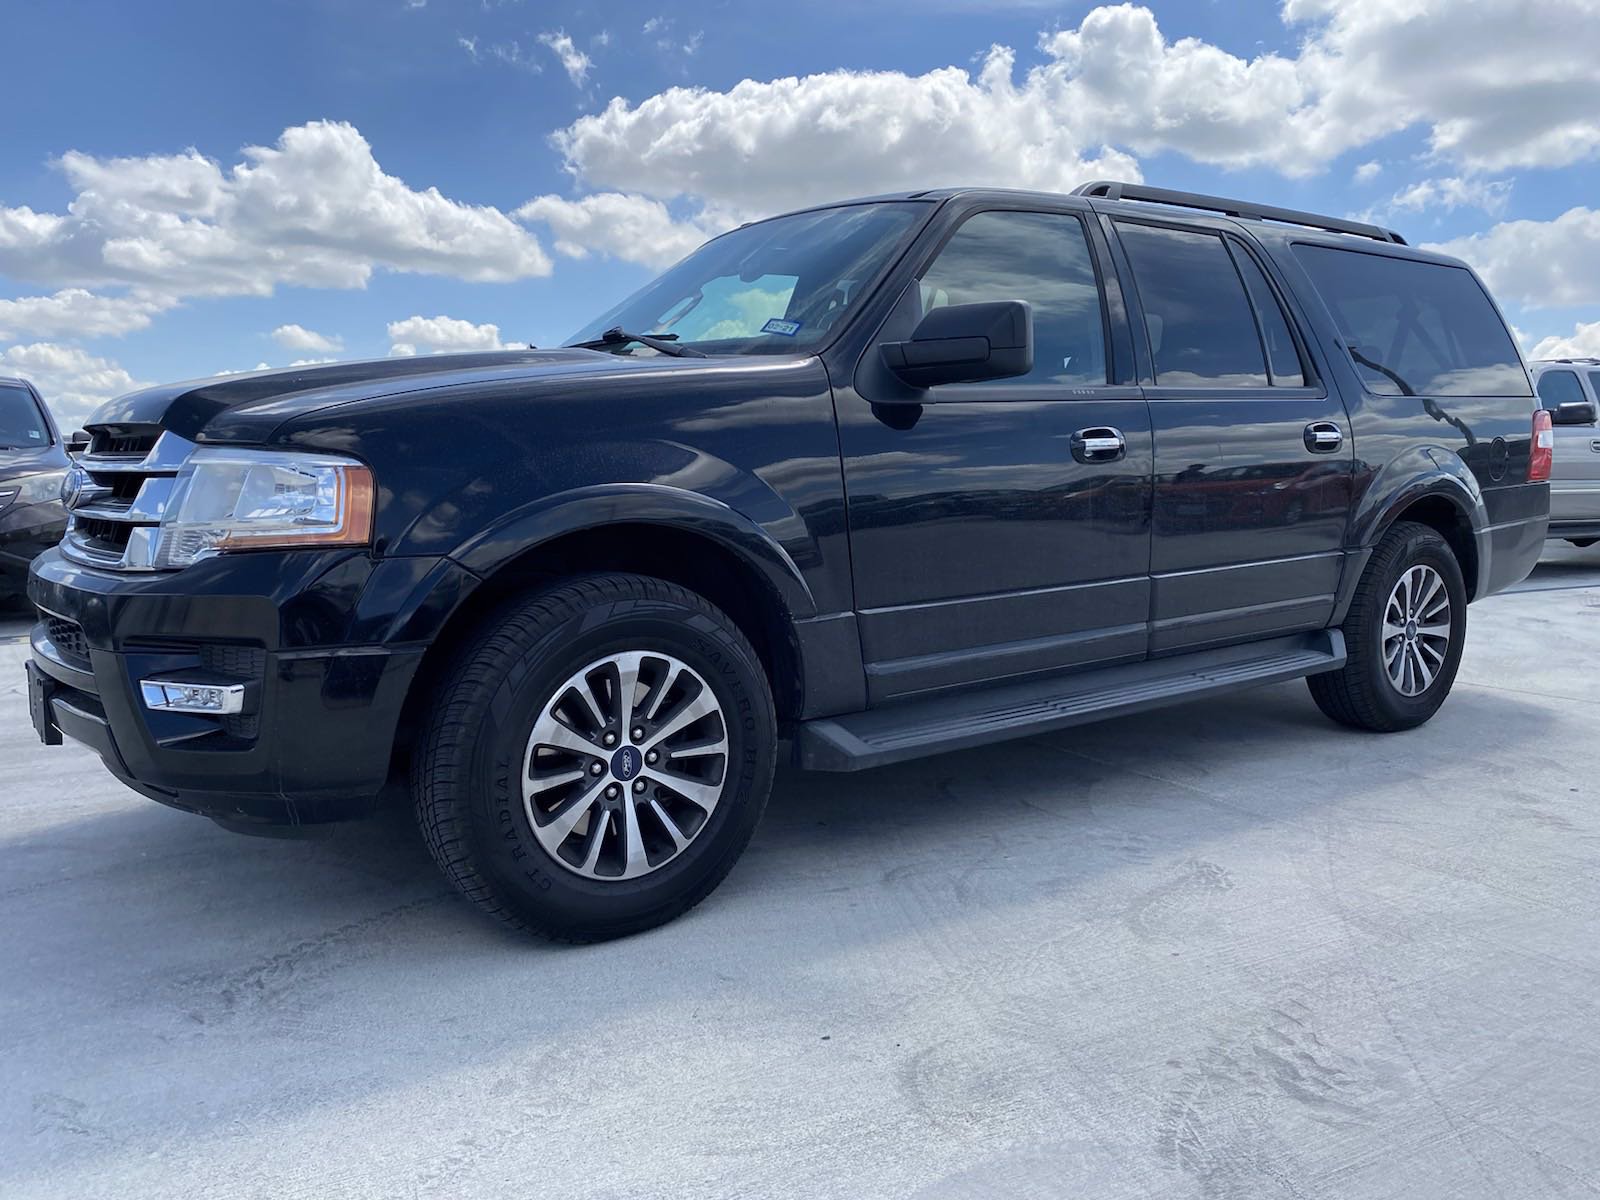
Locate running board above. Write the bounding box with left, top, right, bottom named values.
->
left=795, top=631, right=1345, bottom=772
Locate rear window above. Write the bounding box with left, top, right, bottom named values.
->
left=0, top=385, right=51, bottom=449
left=1293, top=244, right=1530, bottom=397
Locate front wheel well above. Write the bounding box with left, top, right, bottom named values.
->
left=390, top=524, right=801, bottom=784
left=1386, top=495, right=1479, bottom=600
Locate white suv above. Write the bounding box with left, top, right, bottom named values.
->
left=1531, top=357, right=1600, bottom=546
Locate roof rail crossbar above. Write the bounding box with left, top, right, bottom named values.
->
left=1072, top=180, right=1407, bottom=246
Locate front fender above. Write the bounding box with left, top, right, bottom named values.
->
left=446, top=482, right=819, bottom=620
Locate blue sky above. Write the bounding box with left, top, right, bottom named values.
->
left=4, top=0, right=1600, bottom=424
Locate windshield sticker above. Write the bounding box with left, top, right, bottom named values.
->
left=761, top=318, right=802, bottom=337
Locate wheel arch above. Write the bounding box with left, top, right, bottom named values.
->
left=390, top=505, right=810, bottom=783
left=1351, top=449, right=1488, bottom=602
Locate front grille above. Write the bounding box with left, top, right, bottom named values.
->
left=61, top=427, right=192, bottom=572
left=90, top=429, right=161, bottom=457
left=45, top=616, right=90, bottom=668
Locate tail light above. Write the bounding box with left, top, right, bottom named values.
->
left=1530, top=408, right=1554, bottom=482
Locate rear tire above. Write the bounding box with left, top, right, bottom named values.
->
left=412, top=573, right=776, bottom=942
left=1308, top=521, right=1467, bottom=733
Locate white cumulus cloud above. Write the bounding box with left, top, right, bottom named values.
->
left=0, top=121, right=551, bottom=327
left=271, top=323, right=343, bottom=353
left=1530, top=320, right=1600, bottom=360
left=515, top=192, right=728, bottom=268
left=0, top=288, right=176, bottom=339
left=0, top=342, right=145, bottom=427
left=548, top=1, right=1600, bottom=230
left=1429, top=207, right=1600, bottom=308
left=387, top=314, right=504, bottom=356
left=1387, top=176, right=1513, bottom=216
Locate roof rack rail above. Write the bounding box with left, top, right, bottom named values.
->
left=1544, top=356, right=1600, bottom=364
left=1071, top=180, right=1407, bottom=246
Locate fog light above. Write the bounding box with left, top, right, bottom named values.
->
left=139, top=679, right=246, bottom=715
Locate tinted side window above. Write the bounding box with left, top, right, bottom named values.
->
left=1229, top=245, right=1305, bottom=386
left=1538, top=369, right=1586, bottom=409
left=1294, top=245, right=1531, bottom=397
left=918, top=211, right=1107, bottom=386
left=1116, top=223, right=1269, bottom=387
left=1589, top=372, right=1600, bottom=402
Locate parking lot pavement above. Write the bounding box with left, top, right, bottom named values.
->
left=2, top=551, right=1599, bottom=1200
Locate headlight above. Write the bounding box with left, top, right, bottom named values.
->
left=0, top=470, right=68, bottom=508
left=154, top=448, right=374, bottom=568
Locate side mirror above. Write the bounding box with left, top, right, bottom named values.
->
left=880, top=301, right=1032, bottom=390
left=1550, top=401, right=1597, bottom=426
left=66, top=430, right=91, bottom=455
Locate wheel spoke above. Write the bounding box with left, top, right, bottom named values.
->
left=1415, top=571, right=1444, bottom=617
left=532, top=718, right=605, bottom=759
left=537, top=782, right=605, bottom=847
left=1410, top=643, right=1434, bottom=691
left=665, top=732, right=729, bottom=760
left=1416, top=621, right=1451, bottom=640
left=566, top=679, right=605, bottom=733
left=1382, top=621, right=1408, bottom=643
left=528, top=765, right=588, bottom=791
left=648, top=799, right=689, bottom=851
left=644, top=768, right=722, bottom=812
left=620, top=801, right=650, bottom=878
left=580, top=810, right=612, bottom=873
left=644, top=688, right=719, bottom=749
left=643, top=662, right=682, bottom=721
left=612, top=651, right=645, bottom=729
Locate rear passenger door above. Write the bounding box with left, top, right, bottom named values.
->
left=1537, top=367, right=1600, bottom=522
left=1110, top=219, right=1354, bottom=654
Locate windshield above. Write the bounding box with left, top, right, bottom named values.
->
left=565, top=202, right=928, bottom=356
left=0, top=385, right=51, bottom=449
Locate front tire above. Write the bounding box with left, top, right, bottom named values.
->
left=413, top=573, right=776, bottom=941
left=1308, top=521, right=1467, bottom=733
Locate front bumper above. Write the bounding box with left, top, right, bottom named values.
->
left=0, top=499, right=67, bottom=596
left=26, top=546, right=468, bottom=828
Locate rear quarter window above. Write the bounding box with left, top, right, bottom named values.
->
left=1293, top=244, right=1531, bottom=398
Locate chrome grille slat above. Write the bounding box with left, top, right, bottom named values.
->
left=61, top=429, right=194, bottom=572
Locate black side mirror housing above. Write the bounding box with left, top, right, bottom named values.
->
left=1550, top=400, right=1597, bottom=426
left=880, top=301, right=1033, bottom=391
left=66, top=430, right=91, bottom=455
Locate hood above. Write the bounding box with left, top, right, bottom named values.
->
left=84, top=349, right=724, bottom=444
left=0, top=440, right=70, bottom=481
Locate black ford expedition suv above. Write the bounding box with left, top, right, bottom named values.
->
left=26, top=182, right=1550, bottom=940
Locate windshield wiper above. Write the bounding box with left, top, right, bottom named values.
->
left=570, top=326, right=706, bottom=358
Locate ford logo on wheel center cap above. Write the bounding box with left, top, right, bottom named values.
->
left=611, top=744, right=643, bottom=781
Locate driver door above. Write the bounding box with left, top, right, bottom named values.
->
left=836, top=206, right=1153, bottom=703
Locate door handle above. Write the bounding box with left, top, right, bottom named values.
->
left=1072, top=426, right=1125, bottom=463
left=1304, top=422, right=1343, bottom=453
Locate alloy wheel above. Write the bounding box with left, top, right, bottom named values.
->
left=1382, top=564, right=1451, bottom=697
left=522, top=650, right=729, bottom=880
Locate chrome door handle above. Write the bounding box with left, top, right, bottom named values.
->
left=1304, top=422, right=1343, bottom=453
left=1072, top=427, right=1125, bottom=463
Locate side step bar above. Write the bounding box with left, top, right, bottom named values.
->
left=795, top=631, right=1345, bottom=772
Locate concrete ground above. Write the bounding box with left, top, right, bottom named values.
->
left=2, top=548, right=1598, bottom=1200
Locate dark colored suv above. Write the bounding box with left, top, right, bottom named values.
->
left=25, top=182, right=1549, bottom=940
left=1, top=376, right=69, bottom=605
